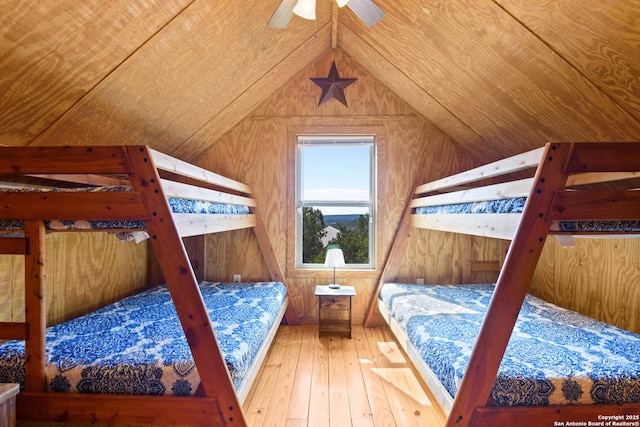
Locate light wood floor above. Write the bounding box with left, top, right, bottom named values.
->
left=17, top=324, right=446, bottom=427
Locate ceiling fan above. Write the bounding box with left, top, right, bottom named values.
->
left=268, top=0, right=385, bottom=28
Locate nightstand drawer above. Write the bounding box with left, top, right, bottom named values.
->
left=320, top=296, right=350, bottom=310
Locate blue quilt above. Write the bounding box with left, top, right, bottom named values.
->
left=0, top=185, right=249, bottom=232
left=380, top=283, right=640, bottom=406
left=414, top=197, right=640, bottom=232
left=0, top=281, right=286, bottom=395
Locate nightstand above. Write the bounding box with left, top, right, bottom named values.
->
left=0, top=383, right=19, bottom=427
left=315, top=285, right=356, bottom=338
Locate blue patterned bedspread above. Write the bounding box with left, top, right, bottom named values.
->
left=0, top=281, right=286, bottom=395
left=0, top=185, right=249, bottom=235
left=415, top=197, right=640, bottom=232
left=380, top=283, right=640, bottom=406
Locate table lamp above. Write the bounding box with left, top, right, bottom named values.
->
left=324, top=245, right=345, bottom=289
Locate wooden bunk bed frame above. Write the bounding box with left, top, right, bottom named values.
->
left=365, top=142, right=640, bottom=427
left=0, top=145, right=299, bottom=427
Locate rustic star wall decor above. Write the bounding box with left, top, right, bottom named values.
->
left=310, top=61, right=357, bottom=107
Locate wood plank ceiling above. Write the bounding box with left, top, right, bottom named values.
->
left=1, top=0, right=639, bottom=163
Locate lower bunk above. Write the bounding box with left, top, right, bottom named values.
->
left=1, top=280, right=288, bottom=424
left=378, top=282, right=640, bottom=426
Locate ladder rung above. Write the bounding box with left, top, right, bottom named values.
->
left=0, top=322, right=28, bottom=340
left=0, top=237, right=27, bottom=255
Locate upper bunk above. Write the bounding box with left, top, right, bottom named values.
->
left=410, top=142, right=640, bottom=240
left=0, top=145, right=257, bottom=239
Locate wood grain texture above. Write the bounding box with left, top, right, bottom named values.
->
left=0, top=233, right=147, bottom=327
left=0, top=0, right=192, bottom=146
left=531, top=237, right=640, bottom=334
left=496, top=0, right=640, bottom=122
left=3, top=0, right=640, bottom=169
left=244, top=325, right=445, bottom=427
left=28, top=0, right=333, bottom=159
left=339, top=0, right=640, bottom=162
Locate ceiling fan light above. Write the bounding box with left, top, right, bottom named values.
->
left=336, top=0, right=350, bottom=7
left=292, top=0, right=316, bottom=20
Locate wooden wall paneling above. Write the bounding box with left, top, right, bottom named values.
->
left=252, top=49, right=418, bottom=119
left=0, top=255, right=18, bottom=322
left=396, top=127, right=476, bottom=285
left=201, top=119, right=288, bottom=284
left=530, top=237, right=640, bottom=334
left=529, top=238, right=557, bottom=304
left=179, top=25, right=333, bottom=161
left=11, top=257, right=24, bottom=321
left=0, top=256, right=8, bottom=321
left=2, top=232, right=147, bottom=328
left=471, top=236, right=500, bottom=284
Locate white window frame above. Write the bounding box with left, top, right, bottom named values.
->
left=295, top=135, right=375, bottom=269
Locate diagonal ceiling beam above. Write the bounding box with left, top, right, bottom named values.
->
left=177, top=23, right=333, bottom=162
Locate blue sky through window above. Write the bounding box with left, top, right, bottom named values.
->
left=301, top=144, right=371, bottom=215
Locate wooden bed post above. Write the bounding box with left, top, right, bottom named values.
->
left=364, top=182, right=420, bottom=327
left=446, top=143, right=572, bottom=427
left=126, top=146, right=246, bottom=426
left=23, top=220, right=47, bottom=392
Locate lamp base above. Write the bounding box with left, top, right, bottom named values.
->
left=328, top=283, right=341, bottom=289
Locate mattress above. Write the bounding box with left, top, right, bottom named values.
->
left=414, top=197, right=640, bottom=232
left=0, top=281, right=286, bottom=395
left=380, top=283, right=640, bottom=406
left=0, top=185, right=249, bottom=241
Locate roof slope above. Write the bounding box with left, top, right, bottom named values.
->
left=1, top=0, right=638, bottom=163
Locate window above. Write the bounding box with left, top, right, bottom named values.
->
left=296, top=135, right=375, bottom=269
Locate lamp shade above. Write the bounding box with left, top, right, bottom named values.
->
left=293, top=0, right=316, bottom=20
left=324, top=246, right=346, bottom=268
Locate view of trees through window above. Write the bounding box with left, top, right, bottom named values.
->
left=302, top=207, right=370, bottom=264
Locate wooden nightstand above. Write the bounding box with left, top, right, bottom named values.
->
left=315, top=285, right=356, bottom=338
left=0, top=383, right=19, bottom=427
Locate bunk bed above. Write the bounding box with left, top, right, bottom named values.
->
left=364, top=142, right=640, bottom=427
left=0, top=145, right=299, bottom=427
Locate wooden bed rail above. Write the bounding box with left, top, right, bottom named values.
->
left=415, top=147, right=544, bottom=195
left=149, top=147, right=252, bottom=195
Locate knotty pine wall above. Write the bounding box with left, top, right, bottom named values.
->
left=198, top=50, right=481, bottom=325
left=0, top=232, right=147, bottom=326
left=531, top=237, right=640, bottom=334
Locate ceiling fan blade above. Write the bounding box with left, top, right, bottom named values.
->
left=268, top=0, right=298, bottom=28
left=346, top=0, right=385, bottom=26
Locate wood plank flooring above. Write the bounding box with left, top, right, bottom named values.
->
left=17, top=324, right=446, bottom=427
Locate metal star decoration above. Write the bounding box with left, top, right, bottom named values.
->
left=310, top=61, right=357, bottom=107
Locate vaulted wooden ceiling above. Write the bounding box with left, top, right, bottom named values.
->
left=1, top=0, right=639, bottom=164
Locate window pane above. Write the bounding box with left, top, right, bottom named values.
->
left=302, top=144, right=370, bottom=202
left=302, top=206, right=370, bottom=264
